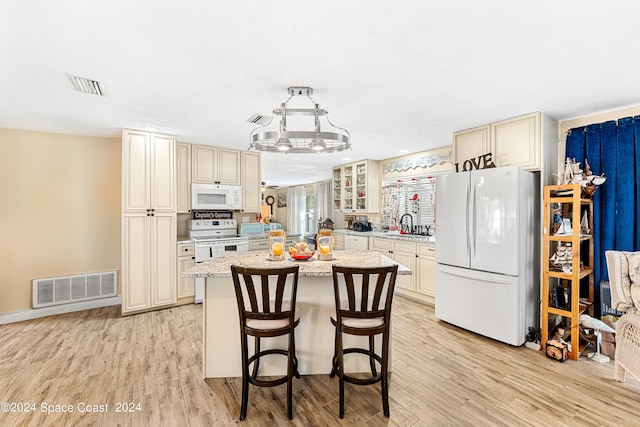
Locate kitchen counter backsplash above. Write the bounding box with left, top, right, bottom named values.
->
left=332, top=229, right=435, bottom=243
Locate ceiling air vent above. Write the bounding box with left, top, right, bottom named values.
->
left=246, top=113, right=271, bottom=125
left=68, top=74, right=106, bottom=96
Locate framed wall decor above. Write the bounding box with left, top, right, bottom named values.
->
left=277, top=193, right=287, bottom=208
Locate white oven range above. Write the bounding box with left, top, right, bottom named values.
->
left=188, top=219, right=248, bottom=303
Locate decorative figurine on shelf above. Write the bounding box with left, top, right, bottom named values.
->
left=555, top=157, right=607, bottom=197
left=549, top=242, right=572, bottom=273
left=580, top=211, right=590, bottom=235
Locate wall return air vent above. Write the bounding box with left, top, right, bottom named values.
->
left=68, top=74, right=106, bottom=96
left=32, top=270, right=117, bottom=308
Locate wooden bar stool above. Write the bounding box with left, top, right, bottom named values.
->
left=330, top=264, right=398, bottom=418
left=230, top=265, right=301, bottom=420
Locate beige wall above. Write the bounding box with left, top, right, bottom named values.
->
left=0, top=129, right=121, bottom=314
left=560, top=104, right=640, bottom=135
left=557, top=104, right=640, bottom=164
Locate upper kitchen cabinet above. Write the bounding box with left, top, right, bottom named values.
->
left=453, top=112, right=558, bottom=173
left=176, top=142, right=191, bottom=213
left=241, top=151, right=262, bottom=212
left=452, top=125, right=490, bottom=170
left=491, top=112, right=539, bottom=170
left=333, top=159, right=379, bottom=213
left=191, top=145, right=241, bottom=185
left=332, top=167, right=342, bottom=211
left=122, top=129, right=176, bottom=212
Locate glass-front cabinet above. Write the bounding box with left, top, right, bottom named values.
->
left=344, top=164, right=354, bottom=211
left=332, top=168, right=342, bottom=211
left=332, top=160, right=379, bottom=213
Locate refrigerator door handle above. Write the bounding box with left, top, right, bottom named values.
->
left=466, top=182, right=471, bottom=259
left=472, top=183, right=477, bottom=259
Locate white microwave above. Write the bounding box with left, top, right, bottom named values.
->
left=191, top=183, right=242, bottom=211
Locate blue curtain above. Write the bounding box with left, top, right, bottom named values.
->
left=565, top=115, right=640, bottom=317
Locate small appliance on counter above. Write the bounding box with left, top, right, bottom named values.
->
left=239, top=222, right=267, bottom=239
left=351, top=221, right=372, bottom=232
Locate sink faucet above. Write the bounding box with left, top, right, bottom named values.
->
left=399, top=214, right=413, bottom=234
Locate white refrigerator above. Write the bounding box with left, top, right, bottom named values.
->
left=435, top=166, right=539, bottom=346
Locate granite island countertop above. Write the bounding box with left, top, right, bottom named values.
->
left=182, top=250, right=412, bottom=278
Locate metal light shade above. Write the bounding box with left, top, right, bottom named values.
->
left=249, top=87, right=350, bottom=154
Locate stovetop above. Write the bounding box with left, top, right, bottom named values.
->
left=190, top=234, right=247, bottom=243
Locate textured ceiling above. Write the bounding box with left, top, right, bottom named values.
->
left=2, top=1, right=640, bottom=187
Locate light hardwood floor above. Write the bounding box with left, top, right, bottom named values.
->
left=1, top=297, right=639, bottom=426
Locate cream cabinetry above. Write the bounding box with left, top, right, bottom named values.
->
left=122, top=213, right=177, bottom=314
left=122, top=129, right=177, bottom=315
left=491, top=112, right=539, bottom=170
left=176, top=142, right=191, bottom=213
left=241, top=151, right=262, bottom=212
left=248, top=239, right=269, bottom=251
left=122, top=129, right=176, bottom=212
left=453, top=112, right=553, bottom=172
left=389, top=240, right=416, bottom=291
left=368, top=237, right=416, bottom=291
left=333, top=233, right=344, bottom=250
left=344, top=234, right=369, bottom=251
left=452, top=125, right=490, bottom=170
left=177, top=241, right=195, bottom=300
left=369, top=236, right=435, bottom=304
left=192, top=145, right=241, bottom=185
left=416, top=243, right=436, bottom=299
left=332, top=159, right=379, bottom=213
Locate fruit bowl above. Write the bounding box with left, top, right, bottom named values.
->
left=289, top=250, right=315, bottom=260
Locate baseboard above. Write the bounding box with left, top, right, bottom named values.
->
left=0, top=296, right=122, bottom=325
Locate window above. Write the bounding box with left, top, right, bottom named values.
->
left=381, top=174, right=440, bottom=233
left=305, top=193, right=315, bottom=234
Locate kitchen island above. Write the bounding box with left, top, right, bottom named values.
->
left=182, top=250, right=411, bottom=379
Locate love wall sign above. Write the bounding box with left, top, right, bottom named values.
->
left=454, top=152, right=496, bottom=172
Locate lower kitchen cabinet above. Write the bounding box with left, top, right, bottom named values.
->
left=333, top=233, right=344, bottom=250
left=369, top=236, right=435, bottom=304
left=416, top=243, right=436, bottom=300
left=344, top=234, right=369, bottom=250
left=122, top=213, right=177, bottom=314
left=177, top=241, right=195, bottom=300
left=389, top=241, right=416, bottom=292
left=248, top=239, right=269, bottom=251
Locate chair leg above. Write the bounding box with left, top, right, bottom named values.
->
left=381, top=366, right=390, bottom=417
left=336, top=329, right=345, bottom=418
left=381, top=333, right=390, bottom=417
left=251, top=336, right=261, bottom=378
left=330, top=326, right=338, bottom=378
left=287, top=331, right=295, bottom=420
left=369, top=335, right=377, bottom=376
left=291, top=329, right=300, bottom=379
left=614, top=360, right=627, bottom=382
left=240, top=336, right=250, bottom=420
left=338, top=371, right=345, bottom=419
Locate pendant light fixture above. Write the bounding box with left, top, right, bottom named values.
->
left=249, top=87, right=351, bottom=153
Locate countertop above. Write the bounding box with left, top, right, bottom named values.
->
left=332, top=229, right=436, bottom=243
left=182, top=250, right=413, bottom=278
